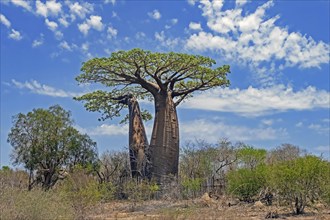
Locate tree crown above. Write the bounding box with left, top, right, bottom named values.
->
left=75, top=48, right=230, bottom=121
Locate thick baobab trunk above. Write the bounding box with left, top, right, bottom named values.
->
left=150, top=92, right=179, bottom=182
left=125, top=96, right=150, bottom=180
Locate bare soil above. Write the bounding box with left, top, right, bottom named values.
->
left=89, top=199, right=330, bottom=220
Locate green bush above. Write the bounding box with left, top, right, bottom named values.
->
left=181, top=177, right=203, bottom=198
left=269, top=155, right=330, bottom=214
left=227, top=165, right=267, bottom=202
left=121, top=179, right=160, bottom=201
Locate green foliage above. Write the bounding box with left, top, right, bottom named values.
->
left=7, top=105, right=98, bottom=190
left=122, top=179, right=160, bottom=201
left=98, top=182, right=116, bottom=202
left=269, top=155, right=330, bottom=214
left=181, top=177, right=203, bottom=199
left=237, top=145, right=267, bottom=170
left=75, top=48, right=230, bottom=121
left=227, top=165, right=267, bottom=202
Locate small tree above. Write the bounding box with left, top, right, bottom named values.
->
left=237, top=145, right=267, bottom=170
left=267, top=143, right=305, bottom=165
left=7, top=105, right=98, bottom=190
left=269, top=155, right=330, bottom=214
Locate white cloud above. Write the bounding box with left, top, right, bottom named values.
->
left=186, top=1, right=330, bottom=83
left=0, top=14, right=11, bottom=28
left=32, top=34, right=44, bottom=47
left=88, top=15, right=103, bottom=30
left=45, top=18, right=58, bottom=31
left=78, top=15, right=103, bottom=35
left=189, top=22, right=202, bottom=31
left=58, top=16, right=69, bottom=27
left=55, top=30, right=63, bottom=40
left=59, top=41, right=73, bottom=51
left=236, top=0, right=248, bottom=7
left=8, top=29, right=22, bottom=40
left=36, top=0, right=48, bottom=17
left=81, top=42, right=89, bottom=52
left=187, top=0, right=197, bottom=6
left=69, top=2, right=93, bottom=20
left=171, top=18, right=178, bottom=25
left=308, top=123, right=330, bottom=135
left=36, top=0, right=62, bottom=17
left=165, top=18, right=178, bottom=29
left=295, top=122, right=303, bottom=127
left=135, top=32, right=146, bottom=40
left=88, top=124, right=128, bottom=136
left=155, top=31, right=180, bottom=49
left=11, top=79, right=83, bottom=97
left=107, top=25, right=118, bottom=39
left=104, top=0, right=116, bottom=5
left=78, top=23, right=90, bottom=35
left=181, top=85, right=330, bottom=116
left=148, top=9, right=161, bottom=20
left=261, top=119, right=273, bottom=126
left=181, top=119, right=287, bottom=142
left=313, top=145, right=330, bottom=159
left=11, top=0, right=32, bottom=11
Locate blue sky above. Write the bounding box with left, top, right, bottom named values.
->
left=1, top=0, right=329, bottom=167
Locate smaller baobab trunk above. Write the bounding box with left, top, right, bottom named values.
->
left=117, top=94, right=150, bottom=180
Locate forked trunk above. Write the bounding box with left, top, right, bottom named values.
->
left=150, top=92, right=179, bottom=182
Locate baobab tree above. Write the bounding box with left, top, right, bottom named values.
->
left=75, top=48, right=230, bottom=182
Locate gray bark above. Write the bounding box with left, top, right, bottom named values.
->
left=150, top=91, right=179, bottom=183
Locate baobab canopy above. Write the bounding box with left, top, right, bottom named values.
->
left=75, top=48, right=230, bottom=120
left=75, top=48, right=230, bottom=182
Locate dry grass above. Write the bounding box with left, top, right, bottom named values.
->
left=88, top=198, right=330, bottom=220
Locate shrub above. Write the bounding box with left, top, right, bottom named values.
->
left=59, top=168, right=101, bottom=219
left=269, top=155, right=330, bottom=214
left=0, top=187, right=73, bottom=220
left=181, top=177, right=203, bottom=199
left=227, top=165, right=267, bottom=202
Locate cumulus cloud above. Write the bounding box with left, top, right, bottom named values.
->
left=11, top=79, right=83, bottom=97
left=107, top=25, right=118, bottom=39
left=180, top=119, right=288, bottom=142
left=11, top=0, right=32, bottom=11
left=104, top=0, right=116, bottom=5
left=36, top=0, right=62, bottom=17
left=68, top=2, right=93, bottom=20
left=32, top=34, right=44, bottom=47
left=308, top=123, right=330, bottom=135
left=45, top=18, right=58, bottom=31
left=87, top=124, right=128, bottom=136
left=181, top=85, right=330, bottom=116
left=58, top=41, right=76, bottom=51
left=186, top=0, right=330, bottom=82
left=8, top=29, right=22, bottom=40
left=135, top=32, right=146, bottom=40
left=155, top=31, right=180, bottom=49
left=58, top=16, right=69, bottom=27
left=189, top=22, right=202, bottom=31
left=148, top=9, right=161, bottom=20
left=0, top=14, right=11, bottom=28
left=78, top=15, right=103, bottom=35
